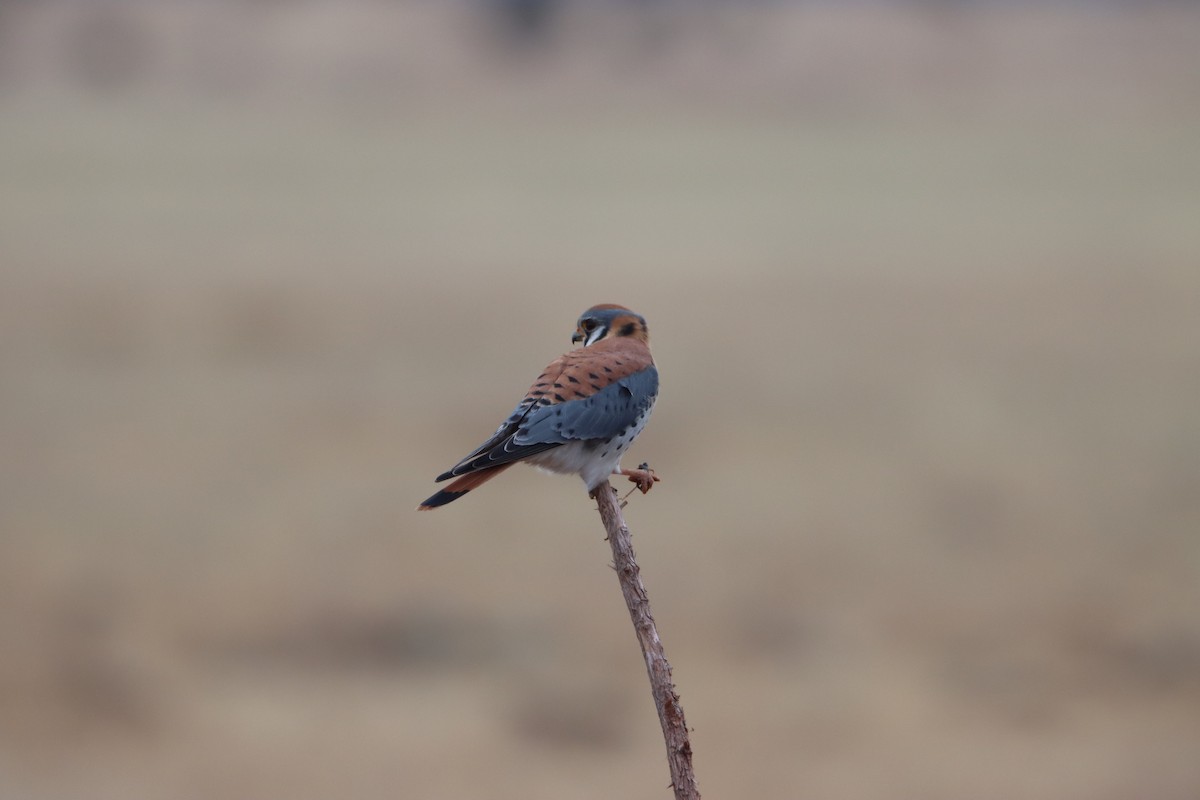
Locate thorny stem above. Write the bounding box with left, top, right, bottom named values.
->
left=593, top=482, right=700, bottom=800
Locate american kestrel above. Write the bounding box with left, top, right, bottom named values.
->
left=418, top=304, right=659, bottom=510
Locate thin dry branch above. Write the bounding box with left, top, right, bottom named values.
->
left=593, top=481, right=700, bottom=800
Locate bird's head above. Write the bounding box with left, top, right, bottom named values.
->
left=572, top=304, right=650, bottom=347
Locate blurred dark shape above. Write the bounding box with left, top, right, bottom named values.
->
left=510, top=682, right=631, bottom=750
left=212, top=608, right=515, bottom=673
left=53, top=584, right=159, bottom=736
left=66, top=3, right=151, bottom=91
left=491, top=0, right=561, bottom=49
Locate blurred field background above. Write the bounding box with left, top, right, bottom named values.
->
left=2, top=1, right=1199, bottom=798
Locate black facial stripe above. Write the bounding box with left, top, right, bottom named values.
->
left=577, top=309, right=647, bottom=344
left=585, top=322, right=609, bottom=345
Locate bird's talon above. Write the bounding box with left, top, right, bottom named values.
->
left=622, top=464, right=660, bottom=495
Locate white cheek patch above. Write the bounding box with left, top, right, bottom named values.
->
left=585, top=326, right=606, bottom=346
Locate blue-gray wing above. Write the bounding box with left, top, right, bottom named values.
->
left=435, top=365, right=658, bottom=481
left=433, top=401, right=555, bottom=481
left=514, top=366, right=658, bottom=446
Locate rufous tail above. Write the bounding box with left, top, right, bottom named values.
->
left=417, top=463, right=513, bottom=510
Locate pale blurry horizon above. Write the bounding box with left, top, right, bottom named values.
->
left=2, top=3, right=1199, bottom=799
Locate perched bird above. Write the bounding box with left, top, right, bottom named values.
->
left=419, top=304, right=659, bottom=510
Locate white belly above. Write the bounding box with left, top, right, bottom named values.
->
left=525, top=406, right=653, bottom=491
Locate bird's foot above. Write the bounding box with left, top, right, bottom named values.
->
left=618, top=462, right=660, bottom=496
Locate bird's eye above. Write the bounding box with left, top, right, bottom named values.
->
left=582, top=319, right=597, bottom=332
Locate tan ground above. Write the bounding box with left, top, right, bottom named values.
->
left=1, top=3, right=1199, bottom=798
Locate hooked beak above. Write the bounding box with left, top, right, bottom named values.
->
left=571, top=330, right=584, bottom=344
